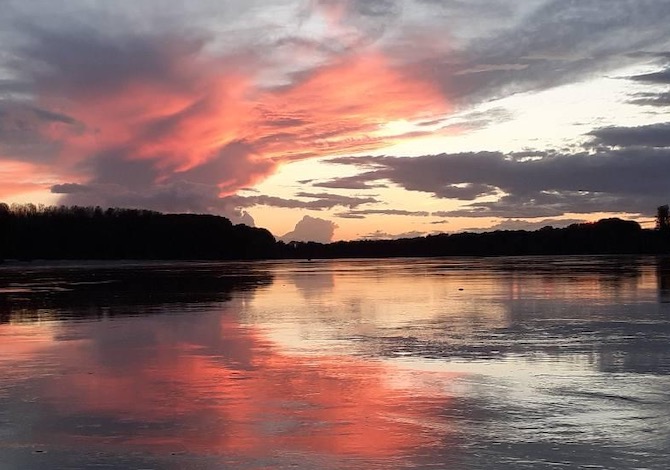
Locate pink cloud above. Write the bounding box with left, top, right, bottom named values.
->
left=1, top=26, right=446, bottom=204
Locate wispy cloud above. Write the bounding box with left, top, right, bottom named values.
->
left=336, top=208, right=430, bottom=218
left=229, top=192, right=378, bottom=210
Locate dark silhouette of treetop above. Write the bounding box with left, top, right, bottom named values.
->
left=657, top=205, right=670, bottom=231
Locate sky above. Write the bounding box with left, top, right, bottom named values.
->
left=1, top=0, right=670, bottom=242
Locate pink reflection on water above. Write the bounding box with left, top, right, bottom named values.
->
left=0, top=309, right=457, bottom=462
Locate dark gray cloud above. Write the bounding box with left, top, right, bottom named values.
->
left=50, top=183, right=91, bottom=194
left=18, top=28, right=205, bottom=97
left=347, top=0, right=401, bottom=18
left=0, top=101, right=78, bottom=161
left=332, top=0, right=402, bottom=36
left=590, top=123, right=670, bottom=148
left=629, top=68, right=670, bottom=84
left=71, top=146, right=267, bottom=222
left=325, top=121, right=670, bottom=218
left=411, top=0, right=528, bottom=42
left=626, top=51, right=670, bottom=59
left=337, top=213, right=365, bottom=219
left=629, top=91, right=670, bottom=107
left=627, top=66, right=670, bottom=108
left=436, top=191, right=654, bottom=219
left=177, top=142, right=276, bottom=194
left=87, top=150, right=160, bottom=191
left=0, top=79, right=32, bottom=95
left=60, top=180, right=214, bottom=211
left=59, top=179, right=254, bottom=225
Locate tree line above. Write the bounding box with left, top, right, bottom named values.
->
left=279, top=217, right=669, bottom=259
left=1, top=203, right=669, bottom=261
left=0, top=203, right=276, bottom=260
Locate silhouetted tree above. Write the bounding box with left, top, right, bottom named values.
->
left=0, top=202, right=9, bottom=261
left=657, top=205, right=670, bottom=231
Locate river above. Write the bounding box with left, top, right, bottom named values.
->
left=1, top=256, right=669, bottom=469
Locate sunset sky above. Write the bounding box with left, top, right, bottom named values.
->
left=1, top=1, right=670, bottom=241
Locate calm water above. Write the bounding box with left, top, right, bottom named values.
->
left=1, top=256, right=669, bottom=469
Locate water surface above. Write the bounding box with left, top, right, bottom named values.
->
left=1, top=256, right=669, bottom=469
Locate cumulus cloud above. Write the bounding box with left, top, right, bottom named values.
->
left=280, top=215, right=338, bottom=243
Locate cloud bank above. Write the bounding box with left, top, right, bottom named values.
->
left=324, top=121, right=670, bottom=219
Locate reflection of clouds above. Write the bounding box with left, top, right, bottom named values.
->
left=0, top=324, right=60, bottom=385
left=261, top=260, right=509, bottom=319
left=3, top=258, right=670, bottom=468
left=248, top=259, right=511, bottom=353
left=249, top=258, right=670, bottom=377
left=290, top=263, right=336, bottom=300
left=0, top=300, right=455, bottom=466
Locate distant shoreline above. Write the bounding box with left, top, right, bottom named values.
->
left=2, top=204, right=669, bottom=261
